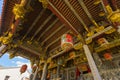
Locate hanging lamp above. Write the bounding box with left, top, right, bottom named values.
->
left=20, top=64, right=27, bottom=74
left=61, top=34, right=73, bottom=50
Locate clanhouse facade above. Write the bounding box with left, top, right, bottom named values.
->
left=0, top=0, right=120, bottom=80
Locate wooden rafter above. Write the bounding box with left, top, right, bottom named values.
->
left=48, top=0, right=79, bottom=35
left=22, top=9, right=46, bottom=40
left=37, top=18, right=59, bottom=41
left=49, top=45, right=60, bottom=53
left=31, top=13, right=54, bottom=40
left=41, top=24, right=65, bottom=45
left=64, top=0, right=88, bottom=32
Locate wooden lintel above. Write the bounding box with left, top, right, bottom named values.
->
left=19, top=45, right=41, bottom=56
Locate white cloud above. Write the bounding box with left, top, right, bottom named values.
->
left=15, top=56, right=24, bottom=60
left=5, top=53, right=9, bottom=56
left=16, top=61, right=31, bottom=72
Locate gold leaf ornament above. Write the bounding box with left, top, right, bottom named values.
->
left=95, top=26, right=104, bottom=32
left=20, top=0, right=26, bottom=6
left=0, top=37, right=4, bottom=42
left=47, top=58, right=52, bottom=63
left=0, top=32, right=13, bottom=44
left=27, top=40, right=32, bottom=44
left=9, top=52, right=16, bottom=59
left=74, top=43, right=83, bottom=50
left=3, top=38, right=12, bottom=45
left=87, top=31, right=94, bottom=37
left=13, top=4, right=27, bottom=19
left=86, top=38, right=92, bottom=44
left=94, top=0, right=101, bottom=5
left=2, top=38, right=8, bottom=44
left=99, top=12, right=105, bottom=17
left=108, top=10, right=120, bottom=23
left=8, top=32, right=13, bottom=38
left=105, top=27, right=116, bottom=34
left=85, top=31, right=93, bottom=44
left=13, top=44, right=18, bottom=48
left=11, top=24, right=14, bottom=29
left=39, top=0, right=48, bottom=8
left=69, top=51, right=75, bottom=58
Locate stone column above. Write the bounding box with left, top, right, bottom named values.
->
left=83, top=45, right=102, bottom=80
left=32, top=67, right=38, bottom=80
left=41, top=62, right=48, bottom=80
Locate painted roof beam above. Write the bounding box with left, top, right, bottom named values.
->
left=41, top=24, right=65, bottom=46
left=30, top=14, right=54, bottom=40
left=78, top=0, right=99, bottom=27
left=22, top=9, right=46, bottom=40
left=64, top=0, right=89, bottom=32
left=19, top=45, right=40, bottom=56
left=37, top=18, right=59, bottom=41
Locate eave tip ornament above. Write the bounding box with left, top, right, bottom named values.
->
left=61, top=34, right=73, bottom=50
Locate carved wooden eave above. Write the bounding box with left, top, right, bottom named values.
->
left=1, top=0, right=120, bottom=66
left=0, top=0, right=21, bottom=35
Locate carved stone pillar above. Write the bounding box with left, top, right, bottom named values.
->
left=41, top=62, right=48, bottom=80
left=83, top=45, right=102, bottom=80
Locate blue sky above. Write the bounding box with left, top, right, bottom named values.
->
left=0, top=54, right=30, bottom=68
left=0, top=0, right=31, bottom=71
left=0, top=0, right=3, bottom=15
left=0, top=53, right=31, bottom=71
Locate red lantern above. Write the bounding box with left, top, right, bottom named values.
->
left=104, top=53, right=112, bottom=60
left=20, top=64, right=27, bottom=74
left=61, top=34, right=73, bottom=50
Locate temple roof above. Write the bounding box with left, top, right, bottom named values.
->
left=1, top=0, right=120, bottom=64
left=0, top=0, right=21, bottom=35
